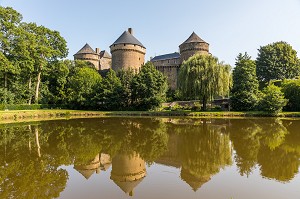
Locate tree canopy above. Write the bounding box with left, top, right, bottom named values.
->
left=256, top=41, right=300, bottom=86
left=178, top=54, right=231, bottom=110
left=231, top=53, right=260, bottom=111
left=131, top=62, right=168, bottom=110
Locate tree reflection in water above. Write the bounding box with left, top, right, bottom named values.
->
left=0, top=117, right=300, bottom=198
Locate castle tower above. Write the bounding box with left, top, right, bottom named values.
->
left=74, top=43, right=101, bottom=70
left=110, top=28, right=146, bottom=71
left=110, top=152, right=146, bottom=196
left=74, top=154, right=101, bottom=180
left=74, top=43, right=112, bottom=71
left=179, top=32, right=209, bottom=63
left=180, top=168, right=211, bottom=191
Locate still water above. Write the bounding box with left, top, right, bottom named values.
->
left=1, top=117, right=300, bottom=199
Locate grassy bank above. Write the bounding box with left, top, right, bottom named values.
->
left=1, top=109, right=300, bottom=124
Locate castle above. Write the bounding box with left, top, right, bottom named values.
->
left=74, top=28, right=209, bottom=89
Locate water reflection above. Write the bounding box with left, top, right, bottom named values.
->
left=111, top=152, right=146, bottom=196
left=0, top=118, right=300, bottom=198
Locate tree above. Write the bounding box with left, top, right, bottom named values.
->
left=93, top=69, right=123, bottom=110
left=282, top=78, right=300, bottom=111
left=67, top=66, right=102, bottom=109
left=259, top=84, right=287, bottom=114
left=42, top=60, right=70, bottom=105
left=178, top=54, right=231, bottom=110
left=231, top=53, right=260, bottom=111
left=0, top=7, right=23, bottom=104
left=117, top=69, right=135, bottom=109
left=256, top=41, right=300, bottom=86
left=131, top=62, right=168, bottom=110
left=21, top=22, right=68, bottom=104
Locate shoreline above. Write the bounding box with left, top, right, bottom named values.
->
left=1, top=109, right=300, bottom=124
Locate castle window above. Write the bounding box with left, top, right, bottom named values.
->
left=139, top=57, right=141, bottom=60
left=124, top=44, right=126, bottom=46
left=168, top=60, right=170, bottom=63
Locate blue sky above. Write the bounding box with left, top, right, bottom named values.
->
left=1, top=0, right=300, bottom=65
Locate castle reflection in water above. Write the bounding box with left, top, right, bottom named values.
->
left=1, top=117, right=300, bottom=198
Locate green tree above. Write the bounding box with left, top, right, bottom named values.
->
left=0, top=7, right=23, bottom=104
left=282, top=78, right=300, bottom=111
left=256, top=41, right=300, bottom=86
left=21, top=22, right=68, bottom=104
left=131, top=62, right=168, bottom=110
left=117, top=69, right=135, bottom=109
left=93, top=69, right=123, bottom=110
left=231, top=53, right=260, bottom=111
left=259, top=84, right=288, bottom=114
left=41, top=60, right=72, bottom=105
left=178, top=54, right=231, bottom=110
left=67, top=66, right=102, bottom=109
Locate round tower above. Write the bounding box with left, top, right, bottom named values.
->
left=110, top=28, right=146, bottom=72
left=73, top=154, right=101, bottom=180
left=74, top=43, right=101, bottom=70
left=179, top=32, right=209, bottom=63
left=110, top=152, right=146, bottom=196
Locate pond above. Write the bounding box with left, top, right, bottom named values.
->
left=0, top=117, right=300, bottom=199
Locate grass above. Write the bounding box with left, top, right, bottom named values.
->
left=1, top=109, right=300, bottom=124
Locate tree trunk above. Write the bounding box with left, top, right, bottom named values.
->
left=34, top=126, right=41, bottom=157
left=4, top=73, right=7, bottom=104
left=28, top=125, right=32, bottom=152
left=4, top=72, right=7, bottom=89
left=202, top=96, right=207, bottom=111
left=34, top=69, right=42, bottom=104
left=28, top=76, right=32, bottom=105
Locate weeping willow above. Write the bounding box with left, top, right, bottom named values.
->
left=178, top=54, right=231, bottom=110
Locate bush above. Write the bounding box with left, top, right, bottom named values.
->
left=282, top=79, right=300, bottom=111
left=171, top=104, right=184, bottom=111
left=259, top=85, right=288, bottom=114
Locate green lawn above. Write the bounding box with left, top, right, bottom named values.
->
left=1, top=109, right=300, bottom=124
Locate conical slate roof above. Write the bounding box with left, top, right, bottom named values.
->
left=75, top=169, right=96, bottom=180
left=111, top=31, right=145, bottom=48
left=74, top=43, right=97, bottom=55
left=113, top=178, right=145, bottom=195
left=100, top=50, right=111, bottom=58
left=180, top=169, right=211, bottom=192
left=181, top=32, right=207, bottom=45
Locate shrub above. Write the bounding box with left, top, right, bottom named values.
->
left=259, top=85, right=288, bottom=114
left=282, top=79, right=300, bottom=111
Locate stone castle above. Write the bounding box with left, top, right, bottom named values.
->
left=74, top=28, right=209, bottom=89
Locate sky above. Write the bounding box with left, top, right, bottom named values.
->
left=1, top=0, right=300, bottom=66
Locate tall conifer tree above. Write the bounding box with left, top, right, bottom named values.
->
left=231, top=53, right=259, bottom=111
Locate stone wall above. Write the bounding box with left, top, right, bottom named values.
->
left=111, top=44, right=146, bottom=71
left=100, top=57, right=111, bottom=70
left=152, top=57, right=180, bottom=90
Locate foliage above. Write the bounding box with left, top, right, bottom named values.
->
left=178, top=54, right=231, bottom=110
left=131, top=62, right=168, bottom=110
left=259, top=84, right=288, bottom=114
left=67, top=66, right=102, bottom=109
left=256, top=41, right=300, bottom=87
left=231, top=53, right=260, bottom=111
left=93, top=69, right=123, bottom=110
left=0, top=7, right=68, bottom=105
left=282, top=78, right=300, bottom=111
